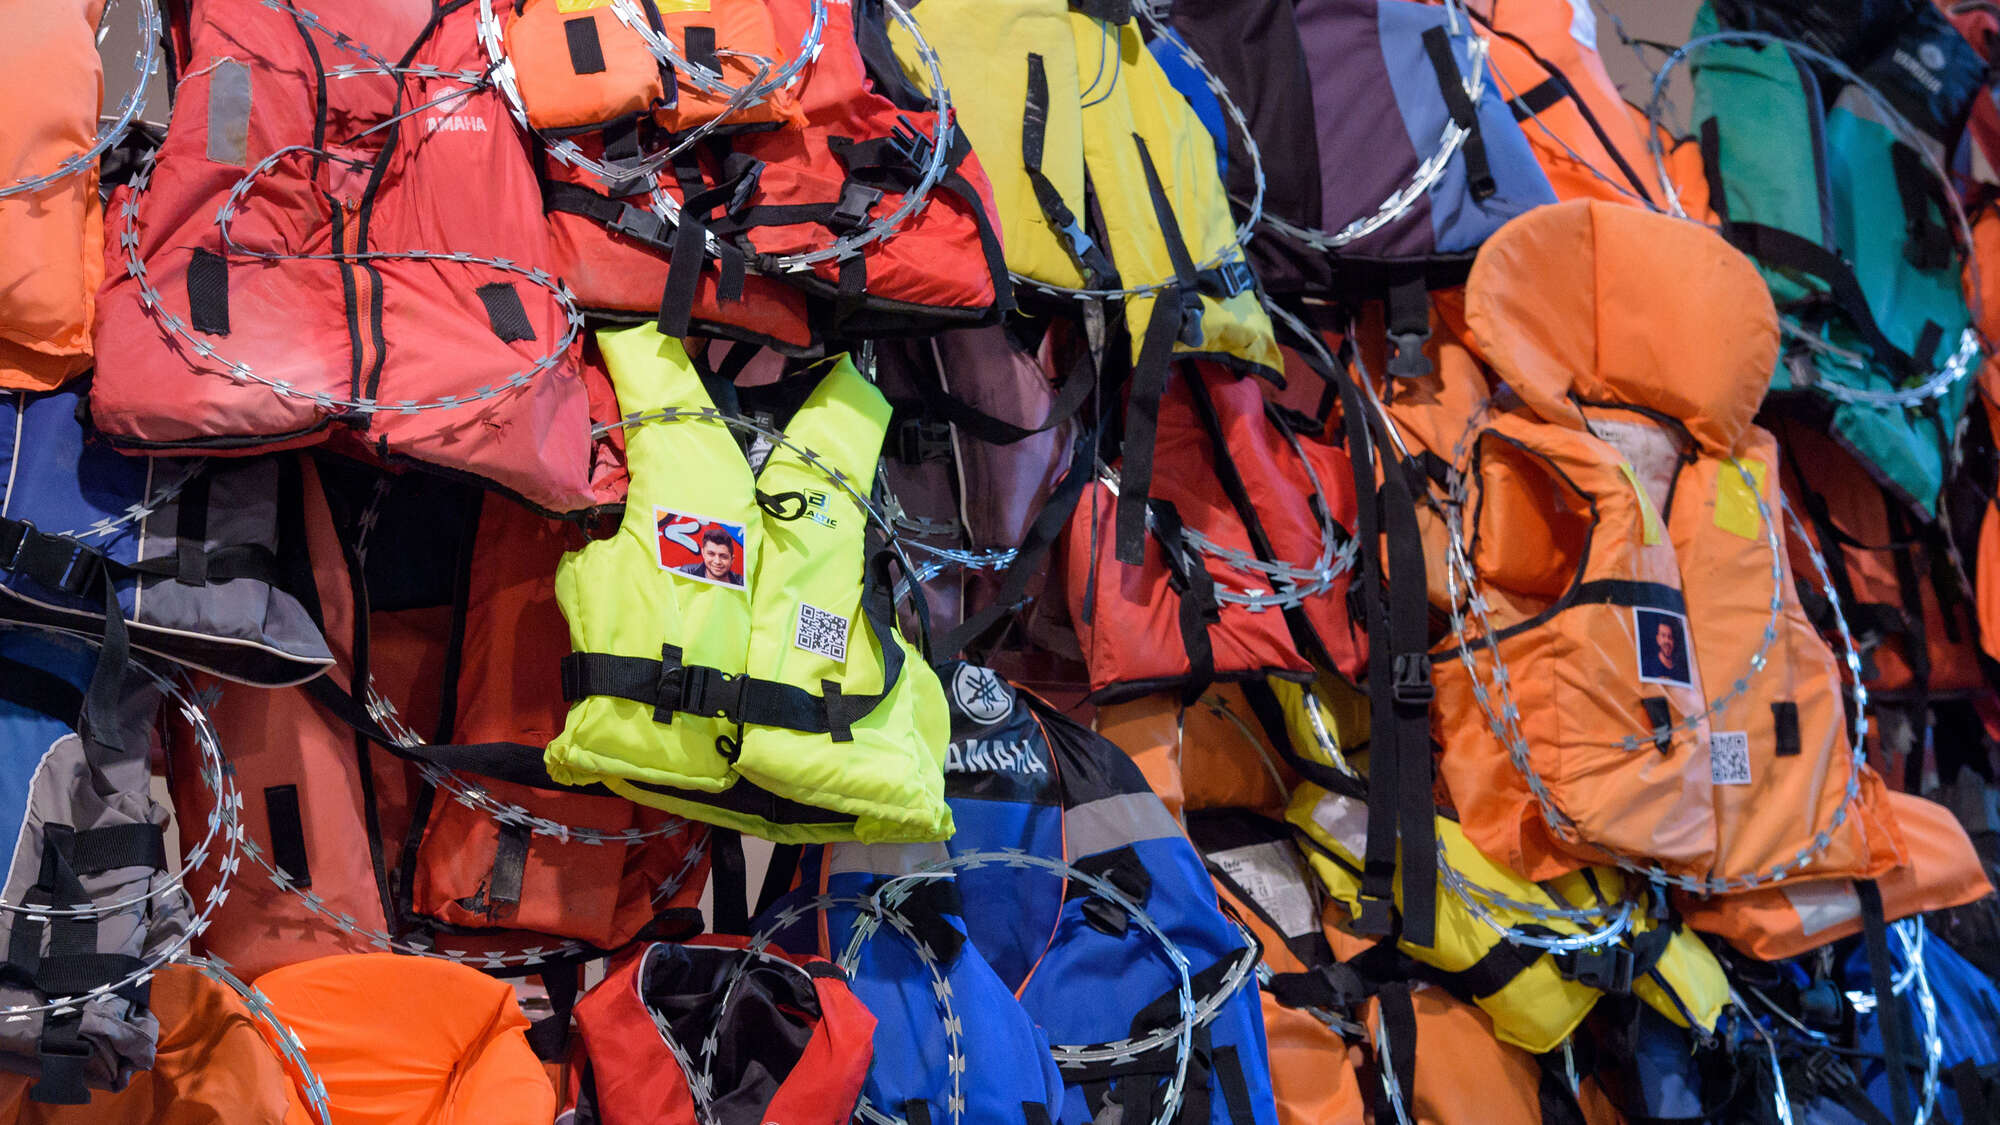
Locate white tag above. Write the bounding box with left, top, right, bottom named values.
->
left=794, top=602, right=849, bottom=663
left=1209, top=842, right=1319, bottom=940
left=1566, top=0, right=1598, bottom=50
left=1710, top=731, right=1752, bottom=786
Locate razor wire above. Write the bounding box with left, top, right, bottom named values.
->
left=41, top=457, right=206, bottom=544
left=0, top=630, right=244, bottom=1023
left=612, top=0, right=823, bottom=105
left=180, top=954, right=333, bottom=1125
left=117, top=10, right=586, bottom=421
left=1374, top=1001, right=1416, bottom=1125
left=1348, top=328, right=1876, bottom=897
left=1842, top=920, right=1944, bottom=1125
left=1643, top=29, right=1985, bottom=411
left=0, top=0, right=159, bottom=199
left=1241, top=0, right=1488, bottom=256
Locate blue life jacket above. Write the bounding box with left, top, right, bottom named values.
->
left=1842, top=919, right=2000, bottom=1124
left=936, top=662, right=1280, bottom=1125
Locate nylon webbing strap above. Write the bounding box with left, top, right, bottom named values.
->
left=1022, top=53, right=1115, bottom=288
left=709, top=828, right=750, bottom=935
left=1420, top=26, right=1494, bottom=200
left=909, top=332, right=1093, bottom=447
left=1856, top=879, right=1915, bottom=1125
left=1147, top=498, right=1220, bottom=702
left=1888, top=142, right=1952, bottom=272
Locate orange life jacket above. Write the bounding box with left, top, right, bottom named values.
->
left=1398, top=200, right=1903, bottom=888
left=254, top=954, right=557, bottom=1125
left=0, top=0, right=103, bottom=390
left=1359, top=986, right=1624, bottom=1125
left=1676, top=789, right=1994, bottom=960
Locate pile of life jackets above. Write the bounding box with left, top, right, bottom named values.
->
left=12, top=0, right=2000, bottom=1121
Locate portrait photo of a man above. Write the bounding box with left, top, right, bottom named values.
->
left=1634, top=606, right=1693, bottom=687
left=654, top=507, right=748, bottom=589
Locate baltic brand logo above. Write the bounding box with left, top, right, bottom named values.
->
left=950, top=663, right=1015, bottom=724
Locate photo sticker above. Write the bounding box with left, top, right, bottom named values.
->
left=655, top=508, right=746, bottom=589
left=1634, top=606, right=1693, bottom=687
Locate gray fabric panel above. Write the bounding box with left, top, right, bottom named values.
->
left=1064, top=792, right=1182, bottom=862
left=206, top=60, right=252, bottom=167
left=827, top=842, right=950, bottom=876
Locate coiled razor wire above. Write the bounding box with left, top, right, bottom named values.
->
left=1374, top=1000, right=1416, bottom=1125
left=1346, top=327, right=1875, bottom=895
left=477, top=0, right=827, bottom=189
left=1644, top=30, right=1985, bottom=411
left=1243, top=0, right=1487, bottom=255
left=179, top=955, right=333, bottom=1125
left=116, top=9, right=585, bottom=420
left=1841, top=920, right=1943, bottom=1125
left=40, top=456, right=205, bottom=544
left=0, top=0, right=159, bottom=199
left=0, top=629, right=244, bottom=1023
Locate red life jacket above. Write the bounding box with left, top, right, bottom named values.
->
left=1065, top=362, right=1365, bottom=700
left=566, top=938, right=875, bottom=1125
left=166, top=459, right=705, bottom=979
left=92, top=0, right=607, bottom=515
left=528, top=0, right=1009, bottom=347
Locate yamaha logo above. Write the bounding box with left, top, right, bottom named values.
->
left=950, top=663, right=1014, bottom=724
left=1920, top=43, right=1946, bottom=71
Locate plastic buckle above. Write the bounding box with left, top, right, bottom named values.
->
left=725, top=162, right=763, bottom=220
left=1208, top=259, right=1254, bottom=299
left=0, top=520, right=30, bottom=574
left=1386, top=331, right=1431, bottom=379
left=889, top=115, right=935, bottom=171
left=1176, top=289, right=1206, bottom=348
left=49, top=540, right=99, bottom=598
left=1057, top=217, right=1100, bottom=267
left=893, top=418, right=954, bottom=464
left=608, top=203, right=669, bottom=249
left=829, top=183, right=883, bottom=233
left=1350, top=896, right=1394, bottom=936
left=1566, top=945, right=1634, bottom=993
left=1391, top=652, right=1434, bottom=707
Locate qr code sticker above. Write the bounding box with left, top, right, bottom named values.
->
left=794, top=602, right=849, bottom=663
left=1710, top=731, right=1752, bottom=786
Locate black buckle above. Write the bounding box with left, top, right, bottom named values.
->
left=829, top=182, right=883, bottom=233
left=1197, top=259, right=1255, bottom=300
left=892, top=417, right=955, bottom=464
left=725, top=161, right=763, bottom=220
left=1386, top=331, right=1432, bottom=379
left=1391, top=652, right=1434, bottom=707
left=888, top=115, right=935, bottom=171
left=658, top=658, right=746, bottom=723
left=608, top=203, right=670, bottom=249
left=0, top=519, right=30, bottom=575
left=1564, top=945, right=1634, bottom=993
left=1176, top=288, right=1206, bottom=348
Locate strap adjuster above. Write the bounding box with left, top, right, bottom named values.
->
left=1391, top=653, right=1434, bottom=706
left=889, top=115, right=936, bottom=172
left=829, top=182, right=884, bottom=233
left=1563, top=945, right=1634, bottom=993
left=891, top=417, right=955, bottom=464
left=0, top=519, right=31, bottom=575
left=608, top=203, right=669, bottom=249
left=656, top=650, right=748, bottom=724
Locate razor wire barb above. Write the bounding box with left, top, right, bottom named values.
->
left=1643, top=29, right=1985, bottom=411
left=0, top=0, right=159, bottom=200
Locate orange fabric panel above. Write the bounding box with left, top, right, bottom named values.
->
left=0, top=0, right=103, bottom=390
left=255, top=955, right=555, bottom=1125
left=1361, top=988, right=1623, bottom=1125
left=0, top=968, right=310, bottom=1125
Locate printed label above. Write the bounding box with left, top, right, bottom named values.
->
left=951, top=664, right=1015, bottom=724
left=794, top=602, right=849, bottom=663
left=656, top=508, right=747, bottom=589
left=1710, top=730, right=1752, bottom=785
left=1209, top=842, right=1319, bottom=940
left=1635, top=607, right=1694, bottom=687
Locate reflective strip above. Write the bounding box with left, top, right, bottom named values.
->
left=1784, top=879, right=1860, bottom=937
left=1064, top=793, right=1182, bottom=861
left=207, top=60, right=252, bottom=167
left=1310, top=788, right=1370, bottom=861
left=827, top=842, right=949, bottom=877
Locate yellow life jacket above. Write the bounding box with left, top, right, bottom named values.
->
left=547, top=325, right=952, bottom=842
left=1278, top=678, right=1728, bottom=1054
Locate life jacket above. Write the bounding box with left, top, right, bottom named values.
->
left=936, top=661, right=1282, bottom=1125
left=0, top=0, right=104, bottom=391
left=1288, top=758, right=1729, bottom=1055
left=166, top=458, right=706, bottom=979
left=521, top=0, right=1009, bottom=347
left=794, top=842, right=1070, bottom=1125
left=1676, top=789, right=1994, bottom=960
left=1097, top=683, right=1321, bottom=824
left=873, top=325, right=1083, bottom=646
left=1065, top=361, right=1364, bottom=701
left=1, top=384, right=333, bottom=687
left=1691, top=0, right=1984, bottom=519
left=253, top=954, right=556, bottom=1125
left=1185, top=812, right=1369, bottom=1125
left=1357, top=985, right=1624, bottom=1125
left=548, top=325, right=952, bottom=843
left=90, top=0, right=608, bottom=516
left=1402, top=199, right=1904, bottom=888
left=0, top=630, right=183, bottom=1105
left=0, top=965, right=313, bottom=1125
left=1287, top=0, right=1556, bottom=312
left=1832, top=917, right=2000, bottom=1125
left=1161, top=0, right=1332, bottom=297
left=564, top=937, right=875, bottom=1125
left=1466, top=0, right=1661, bottom=207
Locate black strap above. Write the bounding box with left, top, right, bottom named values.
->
left=1373, top=981, right=1419, bottom=1124
left=187, top=248, right=231, bottom=336
left=683, top=25, right=719, bottom=74
left=1949, top=1062, right=1999, bottom=1124
left=564, top=15, right=607, bottom=75
left=0, top=658, right=86, bottom=727
left=1857, top=880, right=1916, bottom=1125
left=1889, top=143, right=1953, bottom=272
left=525, top=962, right=581, bottom=1062
left=488, top=819, right=530, bottom=911
left=263, top=784, right=312, bottom=888
left=755, top=843, right=803, bottom=918
left=1640, top=697, right=1673, bottom=756
left=1211, top=1045, right=1256, bottom=1125
left=709, top=828, right=750, bottom=935
left=1421, top=26, right=1495, bottom=200
left=1384, top=277, right=1433, bottom=380
left=1509, top=77, right=1568, bottom=120
left=1148, top=499, right=1220, bottom=704
left=1772, top=701, right=1801, bottom=757
left=476, top=282, right=537, bottom=344
left=902, top=1100, right=933, bottom=1125
left=174, top=472, right=212, bottom=586
left=1022, top=53, right=1116, bottom=288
